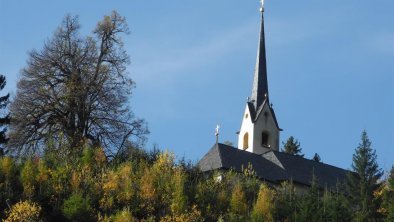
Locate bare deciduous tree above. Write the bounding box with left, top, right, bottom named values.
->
left=9, top=11, right=148, bottom=156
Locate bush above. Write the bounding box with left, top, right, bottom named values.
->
left=112, top=208, right=137, bottom=222
left=3, top=200, right=42, bottom=222
left=62, top=193, right=94, bottom=221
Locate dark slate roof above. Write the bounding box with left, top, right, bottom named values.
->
left=198, top=143, right=286, bottom=183
left=198, top=143, right=350, bottom=189
left=262, top=151, right=349, bottom=188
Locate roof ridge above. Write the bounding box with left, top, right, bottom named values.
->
left=271, top=150, right=351, bottom=172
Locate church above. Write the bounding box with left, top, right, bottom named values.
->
left=198, top=4, right=349, bottom=191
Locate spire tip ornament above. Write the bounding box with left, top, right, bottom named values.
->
left=260, top=0, right=265, bottom=12
left=215, top=124, right=220, bottom=144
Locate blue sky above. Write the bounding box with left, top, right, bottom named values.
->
left=0, top=0, right=393, bottom=172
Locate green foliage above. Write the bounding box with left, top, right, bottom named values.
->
left=0, top=131, right=392, bottom=221
left=62, top=193, right=94, bottom=221
left=346, top=130, right=383, bottom=220
left=273, top=181, right=298, bottom=221
left=297, top=175, right=322, bottom=221
left=321, top=188, right=352, bottom=222
left=282, top=136, right=304, bottom=157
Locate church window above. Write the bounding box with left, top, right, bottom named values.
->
left=243, top=133, right=249, bottom=150
left=262, top=132, right=269, bottom=147
left=245, top=113, right=248, bottom=119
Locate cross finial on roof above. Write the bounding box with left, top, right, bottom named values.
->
left=215, top=124, right=220, bottom=144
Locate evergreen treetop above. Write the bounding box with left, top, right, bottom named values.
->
left=346, top=130, right=383, bottom=220
left=282, top=136, right=304, bottom=157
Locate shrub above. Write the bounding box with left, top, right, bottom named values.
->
left=3, top=200, right=42, bottom=222
left=62, top=193, right=94, bottom=221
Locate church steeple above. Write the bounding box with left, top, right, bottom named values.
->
left=238, top=2, right=281, bottom=154
left=250, top=7, right=269, bottom=110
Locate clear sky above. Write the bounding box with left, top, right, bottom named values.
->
left=1, top=0, right=393, bottom=172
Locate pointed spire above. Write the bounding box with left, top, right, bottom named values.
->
left=250, top=8, right=269, bottom=110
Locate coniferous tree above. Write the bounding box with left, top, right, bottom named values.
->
left=274, top=181, right=298, bottom=221
left=321, top=187, right=352, bottom=222
left=312, top=153, right=321, bottom=162
left=383, top=166, right=394, bottom=221
left=0, top=75, right=10, bottom=156
left=297, top=174, right=322, bottom=221
left=282, top=136, right=304, bottom=157
left=346, top=130, right=383, bottom=220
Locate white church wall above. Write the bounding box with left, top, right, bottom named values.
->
left=238, top=105, right=254, bottom=152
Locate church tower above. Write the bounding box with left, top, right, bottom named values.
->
left=237, top=3, right=281, bottom=154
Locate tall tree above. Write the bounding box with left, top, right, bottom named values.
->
left=8, top=11, right=148, bottom=156
left=282, top=136, right=304, bottom=157
left=0, top=75, right=10, bottom=156
left=346, top=130, right=383, bottom=220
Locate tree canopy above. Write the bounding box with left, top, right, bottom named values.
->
left=8, top=11, right=148, bottom=156
left=282, top=136, right=304, bottom=157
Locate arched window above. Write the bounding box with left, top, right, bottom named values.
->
left=243, top=133, right=249, bottom=150
left=262, top=132, right=270, bottom=147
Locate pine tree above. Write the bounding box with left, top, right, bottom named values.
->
left=346, top=130, right=383, bottom=220
left=0, top=75, right=10, bottom=156
left=282, top=136, right=304, bottom=157
left=312, top=153, right=321, bottom=162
